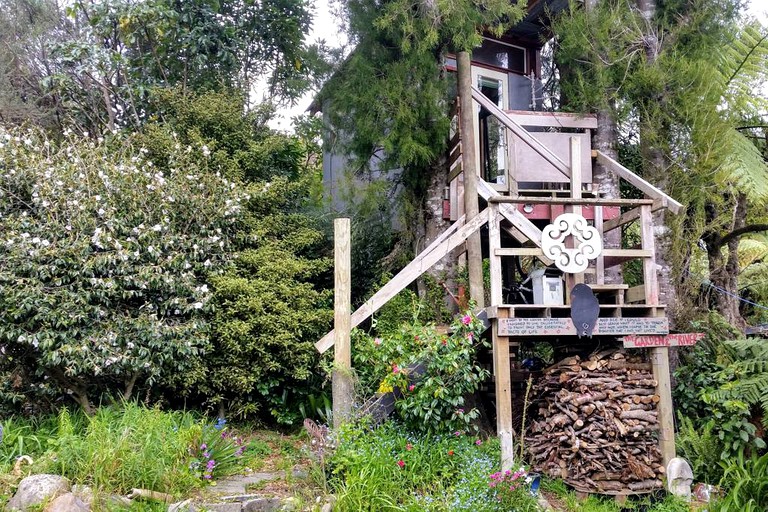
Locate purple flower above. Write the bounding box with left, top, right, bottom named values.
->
left=206, top=459, right=216, bottom=470
left=200, top=443, right=207, bottom=450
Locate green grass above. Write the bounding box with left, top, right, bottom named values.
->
left=324, top=422, right=693, bottom=512
left=326, top=422, right=538, bottom=512
left=0, top=403, right=288, bottom=504
left=541, top=477, right=689, bottom=512
left=49, top=404, right=202, bottom=495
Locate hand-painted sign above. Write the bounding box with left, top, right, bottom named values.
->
left=497, top=317, right=669, bottom=337
left=622, top=333, right=705, bottom=348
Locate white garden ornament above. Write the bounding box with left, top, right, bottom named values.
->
left=542, top=213, right=602, bottom=274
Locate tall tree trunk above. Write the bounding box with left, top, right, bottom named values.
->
left=634, top=0, right=677, bottom=322
left=593, top=105, right=623, bottom=284
left=705, top=193, right=748, bottom=329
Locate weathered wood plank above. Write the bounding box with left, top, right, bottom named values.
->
left=493, top=308, right=515, bottom=470
left=489, top=206, right=503, bottom=306
left=488, top=197, right=655, bottom=207
left=333, top=218, right=353, bottom=427
left=595, top=151, right=683, bottom=214
left=316, top=213, right=486, bottom=353
left=497, top=316, right=669, bottom=337
left=640, top=205, right=659, bottom=305
left=471, top=85, right=571, bottom=179
left=626, top=285, right=646, bottom=304
left=623, top=333, right=704, bottom=348
left=651, top=347, right=676, bottom=467
left=603, top=198, right=667, bottom=232
left=494, top=248, right=652, bottom=259
left=514, top=132, right=592, bottom=184
left=477, top=179, right=544, bottom=247
left=504, top=110, right=598, bottom=129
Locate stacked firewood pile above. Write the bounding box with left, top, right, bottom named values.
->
left=526, top=348, right=664, bottom=494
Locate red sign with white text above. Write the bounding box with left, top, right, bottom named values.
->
left=623, top=333, right=705, bottom=348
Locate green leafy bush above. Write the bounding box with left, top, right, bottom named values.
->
left=353, top=311, right=489, bottom=434
left=0, top=126, right=245, bottom=412
left=676, top=415, right=727, bottom=484
left=488, top=467, right=539, bottom=512
left=674, top=341, right=765, bottom=462
left=136, top=90, right=333, bottom=424
left=188, top=418, right=246, bottom=480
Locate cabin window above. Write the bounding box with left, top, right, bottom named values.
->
left=474, top=38, right=527, bottom=74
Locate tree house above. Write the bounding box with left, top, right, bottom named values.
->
left=316, top=5, right=685, bottom=494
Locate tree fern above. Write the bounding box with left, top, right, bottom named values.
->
left=711, top=338, right=768, bottom=426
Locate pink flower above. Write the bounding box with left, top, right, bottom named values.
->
left=392, top=364, right=399, bottom=374
left=374, top=337, right=382, bottom=346
left=397, top=459, right=405, bottom=468
left=467, top=332, right=473, bottom=341
left=462, top=314, right=472, bottom=325
left=408, top=384, right=415, bottom=392
left=406, top=443, right=413, bottom=451
left=475, top=439, right=483, bottom=446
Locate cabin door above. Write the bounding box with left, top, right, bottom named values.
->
left=471, top=67, right=509, bottom=187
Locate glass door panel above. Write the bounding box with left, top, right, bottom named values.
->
left=470, top=67, right=509, bottom=185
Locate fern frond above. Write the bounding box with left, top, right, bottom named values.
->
left=718, top=128, right=768, bottom=204
left=739, top=237, right=768, bottom=268
left=719, top=23, right=768, bottom=117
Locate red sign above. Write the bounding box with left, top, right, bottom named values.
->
left=623, top=333, right=705, bottom=348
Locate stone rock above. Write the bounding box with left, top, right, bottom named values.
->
left=99, top=494, right=133, bottom=509
left=319, top=494, right=336, bottom=512
left=666, top=457, right=694, bottom=501
left=7, top=474, right=71, bottom=511
left=71, top=485, right=93, bottom=506
left=43, top=493, right=89, bottom=512
left=243, top=498, right=283, bottom=512
left=168, top=499, right=198, bottom=512
left=279, top=497, right=298, bottom=511
left=199, top=503, right=242, bottom=512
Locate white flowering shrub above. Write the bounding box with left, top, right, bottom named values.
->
left=0, top=127, right=247, bottom=413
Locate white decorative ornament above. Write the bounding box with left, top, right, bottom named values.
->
left=542, top=213, right=602, bottom=274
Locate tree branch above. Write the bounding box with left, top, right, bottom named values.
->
left=715, top=224, right=768, bottom=249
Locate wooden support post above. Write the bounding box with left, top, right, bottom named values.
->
left=570, top=136, right=582, bottom=203
left=594, top=202, right=605, bottom=285
left=651, top=346, right=676, bottom=467
left=316, top=212, right=489, bottom=353
left=493, top=309, right=514, bottom=470
left=333, top=218, right=353, bottom=428
left=640, top=205, right=659, bottom=304
left=639, top=204, right=675, bottom=465
left=489, top=205, right=503, bottom=307
left=565, top=137, right=584, bottom=295
left=457, top=51, right=484, bottom=308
